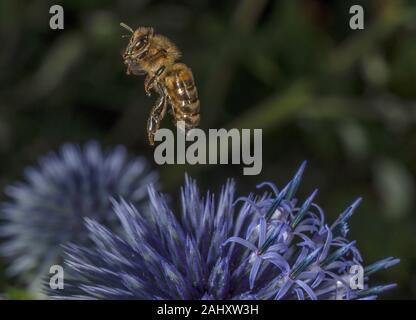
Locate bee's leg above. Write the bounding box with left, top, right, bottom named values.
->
left=144, top=66, right=166, bottom=96
left=144, top=75, right=155, bottom=96
left=147, top=90, right=167, bottom=146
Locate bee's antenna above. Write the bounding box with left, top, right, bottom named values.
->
left=120, top=22, right=134, bottom=34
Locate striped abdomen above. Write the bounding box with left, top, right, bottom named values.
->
left=165, top=63, right=200, bottom=128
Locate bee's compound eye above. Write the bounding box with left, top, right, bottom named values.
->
left=135, top=37, right=147, bottom=49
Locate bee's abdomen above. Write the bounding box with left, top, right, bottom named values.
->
left=165, top=63, right=200, bottom=128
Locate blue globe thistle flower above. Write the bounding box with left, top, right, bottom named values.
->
left=0, top=141, right=158, bottom=285
left=49, top=162, right=398, bottom=300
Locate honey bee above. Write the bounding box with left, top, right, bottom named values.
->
left=120, top=23, right=200, bottom=145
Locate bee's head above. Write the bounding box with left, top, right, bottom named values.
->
left=121, top=23, right=154, bottom=59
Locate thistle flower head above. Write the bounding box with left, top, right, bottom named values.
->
left=50, top=162, right=398, bottom=300
left=0, top=141, right=157, bottom=283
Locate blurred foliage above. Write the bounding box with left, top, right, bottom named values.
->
left=0, top=0, right=415, bottom=299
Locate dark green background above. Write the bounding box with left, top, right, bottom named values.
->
left=0, top=0, right=414, bottom=299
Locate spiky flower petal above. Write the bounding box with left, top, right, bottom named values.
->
left=0, top=141, right=157, bottom=284
left=49, top=163, right=398, bottom=299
